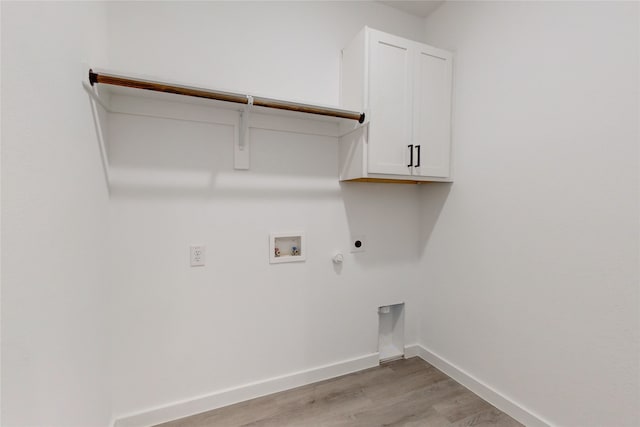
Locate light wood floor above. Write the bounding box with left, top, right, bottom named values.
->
left=156, top=357, right=524, bottom=427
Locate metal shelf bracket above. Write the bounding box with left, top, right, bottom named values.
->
left=235, top=95, right=253, bottom=170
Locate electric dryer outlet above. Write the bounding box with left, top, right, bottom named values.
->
left=351, top=235, right=366, bottom=253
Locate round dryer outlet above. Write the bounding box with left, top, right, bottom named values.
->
left=351, top=235, right=365, bottom=253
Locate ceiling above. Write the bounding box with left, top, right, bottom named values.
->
left=379, top=1, right=445, bottom=18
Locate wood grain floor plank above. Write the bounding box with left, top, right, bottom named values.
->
left=451, top=408, right=525, bottom=427
left=155, top=358, right=523, bottom=427
left=433, top=391, right=494, bottom=423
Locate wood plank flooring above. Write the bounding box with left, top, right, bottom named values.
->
left=156, top=357, right=524, bottom=427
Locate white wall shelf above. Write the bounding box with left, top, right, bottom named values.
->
left=89, top=70, right=365, bottom=123
left=85, top=69, right=366, bottom=172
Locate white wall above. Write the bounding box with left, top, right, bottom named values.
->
left=106, top=1, right=426, bottom=107
left=105, top=1, right=427, bottom=420
left=6, top=2, right=635, bottom=426
left=419, top=2, right=639, bottom=426
left=1, top=2, right=112, bottom=426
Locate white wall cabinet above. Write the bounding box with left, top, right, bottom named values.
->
left=340, top=27, right=453, bottom=183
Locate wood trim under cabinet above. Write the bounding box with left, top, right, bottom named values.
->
left=342, top=178, right=426, bottom=184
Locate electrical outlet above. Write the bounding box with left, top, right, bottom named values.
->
left=190, top=245, right=205, bottom=267
left=351, top=235, right=365, bottom=253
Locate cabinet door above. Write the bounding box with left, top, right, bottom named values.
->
left=367, top=30, right=413, bottom=176
left=412, top=45, right=452, bottom=178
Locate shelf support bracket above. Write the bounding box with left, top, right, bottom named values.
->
left=235, top=95, right=253, bottom=170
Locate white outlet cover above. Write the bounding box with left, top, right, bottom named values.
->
left=190, top=245, right=205, bottom=267
left=351, top=235, right=365, bottom=253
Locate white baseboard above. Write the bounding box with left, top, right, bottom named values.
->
left=405, top=344, right=553, bottom=427
left=115, top=345, right=552, bottom=427
left=113, top=352, right=379, bottom=427
left=403, top=343, right=425, bottom=359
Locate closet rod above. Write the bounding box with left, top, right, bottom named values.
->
left=89, top=70, right=365, bottom=123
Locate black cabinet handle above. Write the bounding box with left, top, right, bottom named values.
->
left=415, top=145, right=421, bottom=167
left=408, top=144, right=413, bottom=167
